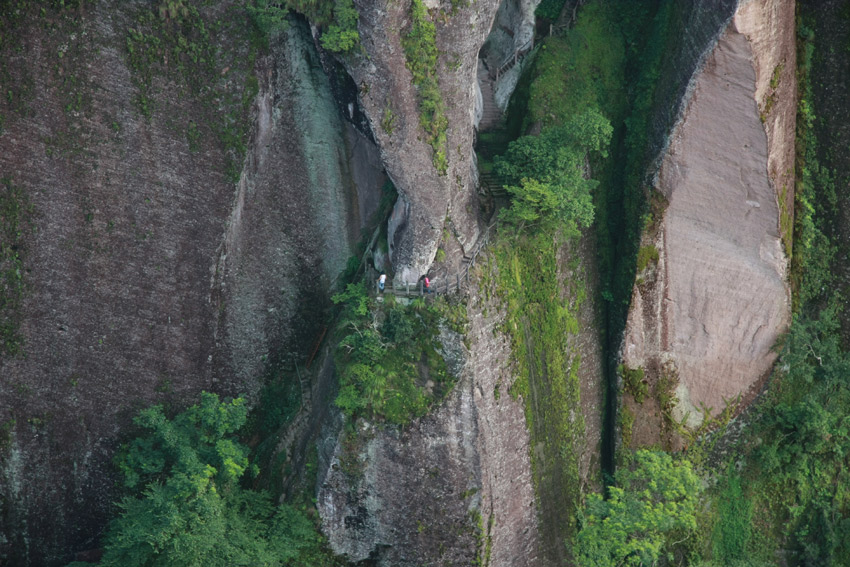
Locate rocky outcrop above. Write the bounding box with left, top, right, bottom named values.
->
left=317, top=328, right=484, bottom=566
left=644, top=0, right=739, bottom=169
left=623, top=1, right=794, bottom=429
left=0, top=5, right=382, bottom=564
left=478, top=0, right=541, bottom=113
left=340, top=0, right=503, bottom=284
left=317, top=290, right=548, bottom=566
left=219, top=22, right=385, bottom=388
left=735, top=0, right=797, bottom=249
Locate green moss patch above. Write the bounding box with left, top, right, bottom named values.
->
left=490, top=228, right=585, bottom=547
left=402, top=0, right=448, bottom=174
left=0, top=177, right=32, bottom=357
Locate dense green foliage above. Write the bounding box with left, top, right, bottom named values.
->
left=0, top=177, right=30, bottom=357
left=249, top=0, right=360, bottom=53
left=535, top=0, right=566, bottom=22
left=491, top=227, right=586, bottom=546
left=84, top=393, right=328, bottom=567
left=331, top=283, right=460, bottom=425
left=402, top=0, right=448, bottom=174
left=710, top=469, right=754, bottom=565
left=495, top=110, right=612, bottom=231
left=576, top=451, right=701, bottom=566
left=486, top=2, right=640, bottom=554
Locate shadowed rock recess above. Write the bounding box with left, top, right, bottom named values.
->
left=0, top=6, right=381, bottom=564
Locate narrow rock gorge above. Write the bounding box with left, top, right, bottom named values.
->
left=4, top=0, right=848, bottom=565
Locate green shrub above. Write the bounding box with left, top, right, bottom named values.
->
left=332, top=282, right=455, bottom=425
left=96, top=393, right=325, bottom=566
left=381, top=307, right=414, bottom=345
left=535, top=0, right=566, bottom=21
left=712, top=469, right=752, bottom=564
left=618, top=364, right=647, bottom=404
left=495, top=109, right=612, bottom=232
left=250, top=0, right=359, bottom=53
left=319, top=0, right=359, bottom=53
left=576, top=450, right=701, bottom=567
left=635, top=244, right=658, bottom=272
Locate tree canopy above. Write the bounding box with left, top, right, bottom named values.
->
left=575, top=450, right=701, bottom=567
left=495, top=109, right=612, bottom=232
left=80, top=392, right=324, bottom=567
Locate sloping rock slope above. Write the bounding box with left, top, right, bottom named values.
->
left=339, top=0, right=502, bottom=283
left=0, top=5, right=381, bottom=564
left=623, top=0, right=793, bottom=430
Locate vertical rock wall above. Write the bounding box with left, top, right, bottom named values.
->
left=623, top=0, right=793, bottom=429
left=0, top=6, right=382, bottom=564
left=217, top=22, right=385, bottom=389
left=341, top=0, right=503, bottom=284
left=644, top=0, right=739, bottom=171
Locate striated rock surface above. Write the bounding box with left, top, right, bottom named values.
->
left=734, top=0, right=797, bottom=249
left=0, top=6, right=381, bottom=564
left=318, top=287, right=548, bottom=566
left=340, top=0, right=503, bottom=284
left=318, top=328, right=483, bottom=566
left=624, top=3, right=793, bottom=428
left=645, top=0, right=739, bottom=169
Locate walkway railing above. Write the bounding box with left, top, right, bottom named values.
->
left=378, top=221, right=499, bottom=298
left=494, top=37, right=534, bottom=80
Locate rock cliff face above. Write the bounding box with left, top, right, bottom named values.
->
left=341, top=0, right=502, bottom=284
left=317, top=290, right=546, bottom=567
left=623, top=0, right=794, bottom=430
left=0, top=5, right=381, bottom=564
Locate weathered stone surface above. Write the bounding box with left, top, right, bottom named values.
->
left=735, top=0, right=797, bottom=244
left=318, top=328, right=482, bottom=566
left=340, top=0, right=503, bottom=284
left=317, top=283, right=552, bottom=566
left=465, top=277, right=543, bottom=567
left=0, top=6, right=381, bottom=564
left=645, top=0, right=739, bottom=170
left=624, top=11, right=792, bottom=428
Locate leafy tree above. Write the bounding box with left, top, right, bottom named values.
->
left=575, top=450, right=701, bottom=567
left=320, top=0, right=359, bottom=53
left=495, top=109, right=612, bottom=231
left=89, top=393, right=323, bottom=567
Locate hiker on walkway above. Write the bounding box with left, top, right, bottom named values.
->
left=424, top=276, right=431, bottom=294
left=378, top=273, right=387, bottom=293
